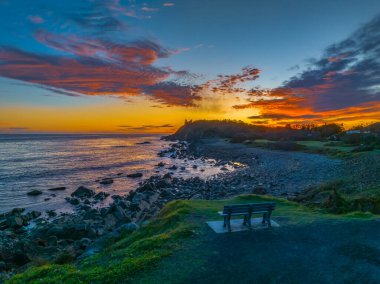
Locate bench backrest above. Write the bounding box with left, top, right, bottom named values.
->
left=222, top=202, right=276, bottom=215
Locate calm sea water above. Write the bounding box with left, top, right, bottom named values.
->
left=0, top=134, right=224, bottom=214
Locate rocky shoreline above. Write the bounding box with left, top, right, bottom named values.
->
left=0, top=141, right=246, bottom=280
left=1, top=138, right=358, bottom=280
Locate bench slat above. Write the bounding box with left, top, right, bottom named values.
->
left=222, top=202, right=275, bottom=214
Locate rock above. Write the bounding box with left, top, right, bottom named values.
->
left=11, top=208, right=25, bottom=214
left=136, top=141, right=151, bottom=145
left=71, top=186, right=95, bottom=199
left=127, top=173, right=143, bottom=178
left=117, top=222, right=139, bottom=233
left=46, top=210, right=57, bottom=218
left=44, top=198, right=51, bottom=201
left=163, top=173, right=172, bottom=179
left=94, top=192, right=110, bottom=201
left=111, top=205, right=131, bottom=222
left=77, top=238, right=92, bottom=250
left=192, top=165, right=198, bottom=169
left=31, top=211, right=41, bottom=219
left=157, top=162, right=165, bottom=167
left=190, top=194, right=202, bottom=200
left=252, top=186, right=267, bottom=195
left=11, top=253, right=30, bottom=266
left=117, top=200, right=131, bottom=209
left=65, top=197, right=80, bottom=205
left=220, top=166, right=228, bottom=171
left=104, top=214, right=117, bottom=229
left=99, top=178, right=113, bottom=185
left=168, top=165, right=178, bottom=170
left=156, top=178, right=171, bottom=189
left=6, top=215, right=24, bottom=228
left=180, top=166, right=186, bottom=171
left=27, top=190, right=42, bottom=196
left=47, top=235, right=58, bottom=247
left=48, top=187, right=66, bottom=191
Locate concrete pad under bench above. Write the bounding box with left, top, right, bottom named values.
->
left=207, top=217, right=280, bottom=233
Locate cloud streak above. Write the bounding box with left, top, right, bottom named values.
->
left=0, top=31, right=199, bottom=107
left=233, top=15, right=380, bottom=125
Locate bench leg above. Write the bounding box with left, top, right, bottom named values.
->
left=223, top=216, right=227, bottom=228
left=243, top=214, right=248, bottom=226
left=267, top=211, right=272, bottom=228
left=227, top=215, right=232, bottom=232
left=247, top=213, right=252, bottom=229
left=262, top=213, right=267, bottom=225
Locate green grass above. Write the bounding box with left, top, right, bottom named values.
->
left=249, top=139, right=359, bottom=157
left=293, top=180, right=380, bottom=215
left=296, top=140, right=355, bottom=152
left=8, top=195, right=378, bottom=283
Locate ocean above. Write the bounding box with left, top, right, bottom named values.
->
left=0, top=134, right=223, bottom=214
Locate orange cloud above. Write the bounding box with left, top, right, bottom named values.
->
left=0, top=32, right=199, bottom=107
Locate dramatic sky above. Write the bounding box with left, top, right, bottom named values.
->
left=1, top=0, right=380, bottom=133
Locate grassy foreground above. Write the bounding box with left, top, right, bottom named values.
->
left=8, top=195, right=379, bottom=284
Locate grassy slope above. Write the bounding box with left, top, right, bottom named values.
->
left=8, top=195, right=379, bottom=284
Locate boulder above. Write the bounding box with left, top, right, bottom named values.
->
left=127, top=173, right=143, bottom=178
left=94, top=192, right=110, bottom=201
left=71, top=186, right=95, bottom=199
left=6, top=215, right=25, bottom=228
left=65, top=197, right=80, bottom=205
left=48, top=187, right=66, bottom=191
left=252, top=186, right=267, bottom=195
left=27, top=190, right=42, bottom=196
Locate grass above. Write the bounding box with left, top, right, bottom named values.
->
left=293, top=180, right=380, bottom=215
left=8, top=195, right=379, bottom=283
left=249, top=139, right=360, bottom=157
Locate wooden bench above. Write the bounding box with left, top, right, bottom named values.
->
left=218, top=202, right=276, bottom=232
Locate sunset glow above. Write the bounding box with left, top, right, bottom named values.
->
left=1, top=0, right=379, bottom=133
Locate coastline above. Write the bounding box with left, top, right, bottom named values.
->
left=0, top=139, right=242, bottom=279
left=1, top=137, right=378, bottom=280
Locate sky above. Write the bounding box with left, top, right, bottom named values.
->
left=0, top=0, right=380, bottom=133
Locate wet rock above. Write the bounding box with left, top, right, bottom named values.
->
left=168, top=165, right=178, bottom=170
left=127, top=173, right=143, bottom=178
left=99, top=178, right=113, bottom=185
left=27, top=190, right=42, bottom=196
left=192, top=164, right=198, bottom=169
left=157, top=162, right=165, bottom=167
left=31, top=211, right=42, bottom=219
left=6, top=216, right=24, bottom=228
left=163, top=173, right=172, bottom=179
left=46, top=210, right=57, bottom=218
left=94, top=192, right=110, bottom=201
left=65, top=197, right=80, bottom=205
left=71, top=186, right=95, bottom=199
left=180, top=166, right=186, bottom=171
left=48, top=187, right=66, bottom=191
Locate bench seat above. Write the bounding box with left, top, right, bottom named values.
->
left=219, top=202, right=276, bottom=232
